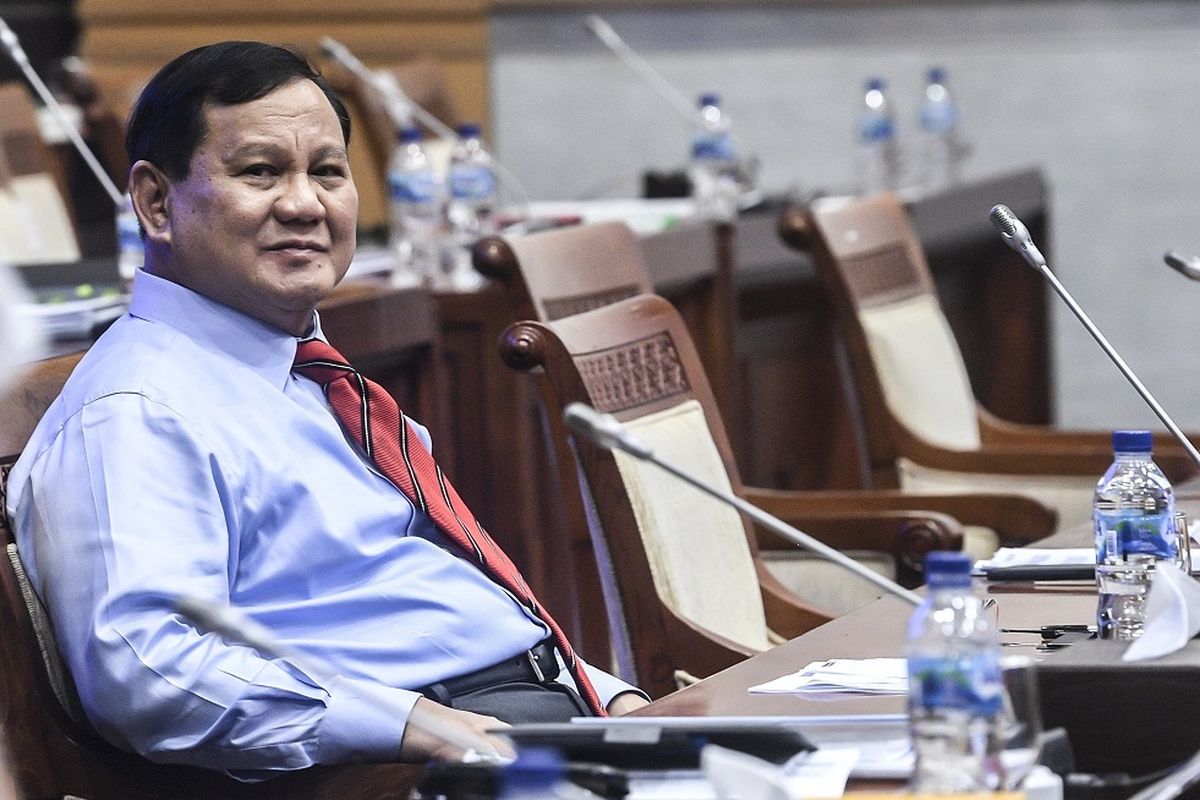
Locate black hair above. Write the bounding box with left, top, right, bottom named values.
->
left=125, top=41, right=351, bottom=180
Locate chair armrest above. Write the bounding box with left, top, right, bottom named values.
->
left=978, top=413, right=1200, bottom=483
left=755, top=561, right=836, bottom=641
left=743, top=492, right=962, bottom=587
left=742, top=487, right=1056, bottom=548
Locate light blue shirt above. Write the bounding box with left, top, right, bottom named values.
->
left=6, top=270, right=637, bottom=779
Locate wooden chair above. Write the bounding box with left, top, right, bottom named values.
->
left=0, top=82, right=81, bottom=263
left=500, top=294, right=1057, bottom=698
left=781, top=193, right=1198, bottom=533
left=0, top=350, right=431, bottom=798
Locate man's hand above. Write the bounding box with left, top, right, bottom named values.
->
left=606, top=691, right=650, bottom=716
left=400, top=697, right=516, bottom=762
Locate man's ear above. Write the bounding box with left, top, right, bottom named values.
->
left=128, top=160, right=173, bottom=246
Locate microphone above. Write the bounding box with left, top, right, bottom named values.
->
left=318, top=37, right=530, bottom=222
left=583, top=15, right=696, bottom=125
left=319, top=37, right=454, bottom=140
left=1164, top=251, right=1200, bottom=282
left=0, top=17, right=123, bottom=208
left=989, top=205, right=1200, bottom=471
left=174, top=594, right=505, bottom=760
left=563, top=402, right=922, bottom=606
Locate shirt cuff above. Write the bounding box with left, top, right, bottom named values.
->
left=316, top=676, right=421, bottom=764
left=578, top=660, right=650, bottom=708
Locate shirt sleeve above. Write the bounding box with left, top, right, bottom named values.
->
left=12, top=392, right=417, bottom=779
left=551, top=653, right=649, bottom=709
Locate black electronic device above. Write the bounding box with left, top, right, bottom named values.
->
left=499, top=721, right=816, bottom=771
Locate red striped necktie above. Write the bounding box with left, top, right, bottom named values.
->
left=292, top=338, right=605, bottom=716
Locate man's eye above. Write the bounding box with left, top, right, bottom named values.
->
left=243, top=164, right=276, bottom=178
left=313, top=164, right=346, bottom=179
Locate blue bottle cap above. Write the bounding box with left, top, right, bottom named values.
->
left=455, top=122, right=481, bottom=139
left=1112, top=430, right=1152, bottom=453
left=398, top=127, right=422, bottom=144
left=698, top=92, right=721, bottom=108
left=927, top=66, right=947, bottom=84
left=501, top=747, right=566, bottom=794
left=924, top=551, right=972, bottom=588
left=865, top=77, right=887, bottom=91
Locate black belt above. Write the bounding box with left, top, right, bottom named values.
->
left=420, top=639, right=560, bottom=701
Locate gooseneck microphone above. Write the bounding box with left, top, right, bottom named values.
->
left=319, top=37, right=455, bottom=140
left=0, top=17, right=123, bottom=207
left=1164, top=251, right=1200, bottom=282
left=563, top=402, right=922, bottom=606
left=989, top=205, right=1200, bottom=471
left=318, top=37, right=531, bottom=221
left=583, top=15, right=696, bottom=125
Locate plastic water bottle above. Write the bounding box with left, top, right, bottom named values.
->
left=688, top=93, right=741, bottom=222
left=115, top=192, right=143, bottom=285
left=917, top=66, right=963, bottom=190
left=854, top=77, right=901, bottom=194
left=1094, top=429, right=1175, bottom=640
left=443, top=122, right=495, bottom=291
left=906, top=551, right=1004, bottom=793
left=387, top=127, right=443, bottom=286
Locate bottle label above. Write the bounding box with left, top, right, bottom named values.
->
left=857, top=114, right=896, bottom=144
left=692, top=132, right=736, bottom=161
left=450, top=166, right=497, bottom=200
left=117, top=212, right=142, bottom=251
left=908, top=653, right=1003, bottom=716
left=1095, top=509, right=1174, bottom=561
left=390, top=173, right=439, bottom=203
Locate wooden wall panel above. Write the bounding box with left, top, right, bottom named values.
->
left=75, top=0, right=490, bottom=229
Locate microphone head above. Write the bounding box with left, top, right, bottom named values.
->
left=563, top=402, right=653, bottom=459
left=988, top=204, right=1020, bottom=239
left=1165, top=251, right=1200, bottom=282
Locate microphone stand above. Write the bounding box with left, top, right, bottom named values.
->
left=564, top=403, right=922, bottom=606
left=0, top=17, right=123, bottom=208
left=583, top=14, right=697, bottom=126
left=989, top=205, right=1200, bottom=472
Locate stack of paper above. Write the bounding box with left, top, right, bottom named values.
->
left=974, top=547, right=1094, bottom=572
left=749, top=659, right=908, bottom=696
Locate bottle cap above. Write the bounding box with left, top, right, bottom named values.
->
left=924, top=551, right=972, bottom=588
left=1113, top=429, right=1153, bottom=453
left=398, top=127, right=422, bottom=144
left=865, top=77, right=886, bottom=91
left=698, top=92, right=721, bottom=108
left=455, top=122, right=481, bottom=139
left=500, top=746, right=566, bottom=794
left=927, top=66, right=947, bottom=84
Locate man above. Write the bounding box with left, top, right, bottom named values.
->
left=5, top=41, right=646, bottom=780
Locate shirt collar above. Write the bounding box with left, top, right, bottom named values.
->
left=127, top=269, right=327, bottom=389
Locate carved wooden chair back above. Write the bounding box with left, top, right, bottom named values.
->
left=785, top=194, right=1111, bottom=533
left=501, top=294, right=831, bottom=698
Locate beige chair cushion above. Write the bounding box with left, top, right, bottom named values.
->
left=612, top=400, right=771, bottom=652
left=0, top=174, right=80, bottom=264
left=759, top=549, right=896, bottom=616
left=860, top=294, right=981, bottom=450
left=898, top=457, right=1097, bottom=557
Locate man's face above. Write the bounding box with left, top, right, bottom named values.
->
left=148, top=78, right=358, bottom=335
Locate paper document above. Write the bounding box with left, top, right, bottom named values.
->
left=749, top=658, right=908, bottom=696
left=975, top=547, right=1094, bottom=572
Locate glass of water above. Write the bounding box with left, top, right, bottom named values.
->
left=1172, top=511, right=1192, bottom=575
left=997, top=654, right=1043, bottom=790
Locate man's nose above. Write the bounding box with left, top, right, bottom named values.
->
left=275, top=174, right=325, bottom=222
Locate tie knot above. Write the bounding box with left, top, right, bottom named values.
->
left=293, top=339, right=356, bottom=386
